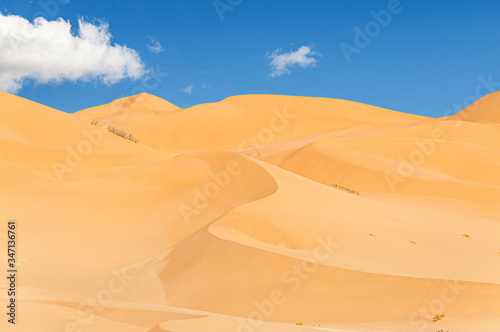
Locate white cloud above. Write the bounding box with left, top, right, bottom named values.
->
left=0, top=14, right=146, bottom=93
left=202, top=82, right=210, bottom=88
left=267, top=45, right=318, bottom=78
left=181, top=84, right=193, bottom=94
left=146, top=37, right=164, bottom=53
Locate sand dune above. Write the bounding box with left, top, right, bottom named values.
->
left=450, top=91, right=500, bottom=124
left=1, top=91, right=499, bottom=331
left=74, top=93, right=428, bottom=151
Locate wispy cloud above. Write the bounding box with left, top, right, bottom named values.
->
left=267, top=45, right=318, bottom=78
left=0, top=14, right=146, bottom=94
left=146, top=37, right=164, bottom=53
left=181, top=84, right=194, bottom=94
left=202, top=82, right=210, bottom=88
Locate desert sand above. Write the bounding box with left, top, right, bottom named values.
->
left=1, top=91, right=499, bottom=331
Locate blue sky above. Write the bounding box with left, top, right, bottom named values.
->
left=1, top=0, right=500, bottom=116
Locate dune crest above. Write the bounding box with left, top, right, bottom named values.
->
left=450, top=91, right=500, bottom=123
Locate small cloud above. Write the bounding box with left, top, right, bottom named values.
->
left=0, top=14, right=146, bottom=94
left=202, top=82, right=210, bottom=88
left=181, top=84, right=194, bottom=94
left=266, top=45, right=318, bottom=78
left=146, top=37, right=164, bottom=53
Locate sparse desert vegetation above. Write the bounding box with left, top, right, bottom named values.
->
left=433, top=313, right=445, bottom=322
left=107, top=126, right=139, bottom=143
left=330, top=183, right=359, bottom=195
left=91, top=120, right=139, bottom=143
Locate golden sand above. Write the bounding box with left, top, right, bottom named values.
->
left=1, top=91, right=499, bottom=331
